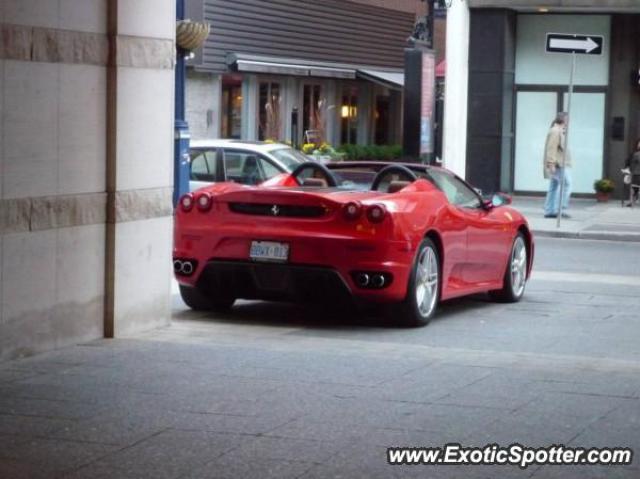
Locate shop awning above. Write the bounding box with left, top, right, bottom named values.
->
left=227, top=53, right=404, bottom=88
left=228, top=53, right=356, bottom=79
left=355, top=69, right=404, bottom=90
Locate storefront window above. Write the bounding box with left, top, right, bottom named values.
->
left=513, top=14, right=610, bottom=193
left=303, top=84, right=325, bottom=144
left=221, top=76, right=242, bottom=139
left=514, top=92, right=558, bottom=192
left=562, top=92, right=606, bottom=192
left=258, top=82, right=281, bottom=141
left=341, top=86, right=358, bottom=145
left=374, top=95, right=390, bottom=145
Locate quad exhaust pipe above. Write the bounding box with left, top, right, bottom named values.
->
left=353, top=272, right=389, bottom=289
left=356, top=273, right=370, bottom=287
left=371, top=274, right=385, bottom=288
left=181, top=261, right=194, bottom=275
left=173, top=259, right=195, bottom=276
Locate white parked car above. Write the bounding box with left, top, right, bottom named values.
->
left=189, top=140, right=309, bottom=191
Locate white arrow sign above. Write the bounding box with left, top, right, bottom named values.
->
left=549, top=36, right=598, bottom=53
left=546, top=33, right=603, bottom=55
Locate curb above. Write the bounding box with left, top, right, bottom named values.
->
left=532, top=229, right=640, bottom=243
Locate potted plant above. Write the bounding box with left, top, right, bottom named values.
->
left=593, top=178, right=615, bottom=202
left=301, top=143, right=316, bottom=155
left=309, top=143, right=345, bottom=163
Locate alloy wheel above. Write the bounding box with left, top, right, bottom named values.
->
left=510, top=236, right=527, bottom=298
left=415, top=246, right=439, bottom=317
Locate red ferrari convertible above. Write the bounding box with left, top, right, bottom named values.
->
left=173, top=161, right=534, bottom=326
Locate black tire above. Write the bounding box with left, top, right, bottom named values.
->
left=489, top=232, right=528, bottom=303
left=179, top=284, right=235, bottom=312
left=394, top=238, right=441, bottom=327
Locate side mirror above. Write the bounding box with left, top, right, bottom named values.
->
left=482, top=192, right=512, bottom=210
left=491, top=192, right=512, bottom=207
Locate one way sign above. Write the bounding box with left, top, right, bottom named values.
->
left=546, top=33, right=603, bottom=55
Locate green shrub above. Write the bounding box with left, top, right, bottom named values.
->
left=593, top=178, right=614, bottom=193
left=337, top=144, right=403, bottom=161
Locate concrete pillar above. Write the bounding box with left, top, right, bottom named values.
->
left=104, top=0, right=175, bottom=337
left=242, top=75, right=258, bottom=140
left=443, top=0, right=470, bottom=178
left=0, top=0, right=175, bottom=359
left=325, top=80, right=338, bottom=145
left=357, top=82, right=372, bottom=145
left=283, top=77, right=298, bottom=144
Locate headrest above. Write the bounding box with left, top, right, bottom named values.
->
left=242, top=156, right=258, bottom=172
left=388, top=180, right=411, bottom=193
left=302, top=178, right=328, bottom=187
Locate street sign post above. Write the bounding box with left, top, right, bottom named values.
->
left=546, top=33, right=603, bottom=55
left=556, top=53, right=576, bottom=229
left=545, top=33, right=603, bottom=227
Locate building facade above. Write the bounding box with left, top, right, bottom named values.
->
left=185, top=0, right=427, bottom=147
left=443, top=0, right=640, bottom=196
left=0, top=0, right=175, bottom=361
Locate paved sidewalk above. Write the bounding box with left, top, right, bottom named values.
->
left=512, top=196, right=640, bottom=242
left=2, top=309, right=640, bottom=479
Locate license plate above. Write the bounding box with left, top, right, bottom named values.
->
left=249, top=241, right=289, bottom=262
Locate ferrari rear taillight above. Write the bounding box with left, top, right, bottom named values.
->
left=196, top=193, right=213, bottom=212
left=179, top=194, right=194, bottom=212
left=366, top=204, right=387, bottom=223
left=342, top=201, right=362, bottom=221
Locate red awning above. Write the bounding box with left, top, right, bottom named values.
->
left=436, top=59, right=446, bottom=78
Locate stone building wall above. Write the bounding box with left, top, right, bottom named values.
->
left=0, top=0, right=175, bottom=361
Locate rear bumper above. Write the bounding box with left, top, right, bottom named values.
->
left=174, top=231, right=416, bottom=303
left=196, top=261, right=354, bottom=304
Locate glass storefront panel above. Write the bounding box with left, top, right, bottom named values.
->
left=516, top=15, right=610, bottom=86
left=563, top=92, right=606, bottom=193
left=302, top=84, right=325, bottom=144
left=221, top=77, right=242, bottom=139
left=514, top=91, right=558, bottom=192
left=374, top=95, right=390, bottom=145
left=258, top=81, right=281, bottom=141
left=514, top=14, right=610, bottom=194
left=341, top=86, right=358, bottom=145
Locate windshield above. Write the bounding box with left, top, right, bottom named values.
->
left=331, top=168, right=378, bottom=190
left=270, top=148, right=309, bottom=170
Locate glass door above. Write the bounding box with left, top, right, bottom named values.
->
left=514, top=91, right=558, bottom=192
left=221, top=76, right=243, bottom=139
left=514, top=90, right=606, bottom=193
left=341, top=86, right=358, bottom=145
left=258, top=81, right=281, bottom=141
left=301, top=82, right=325, bottom=145
left=563, top=93, right=605, bottom=193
